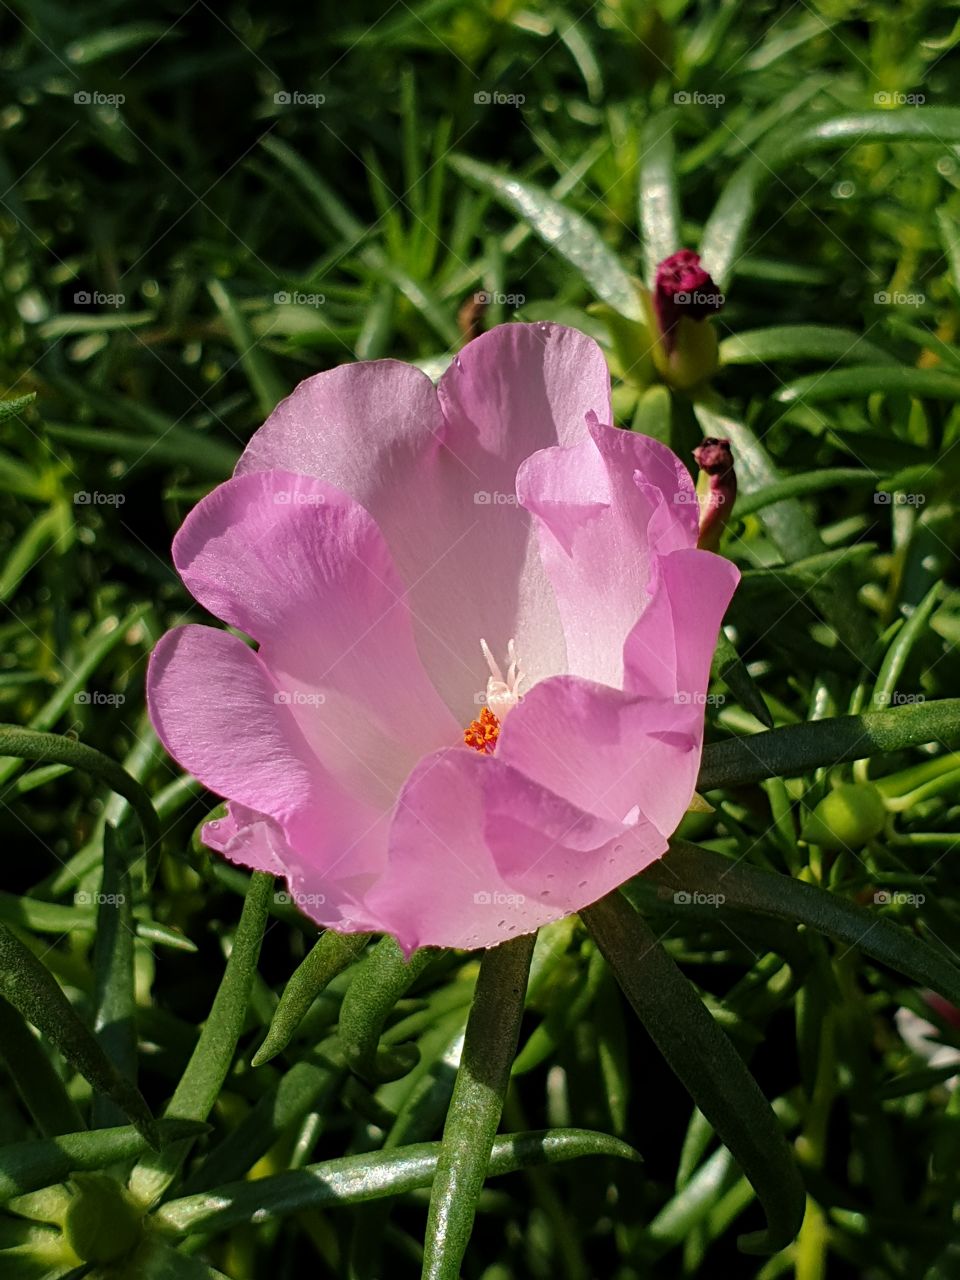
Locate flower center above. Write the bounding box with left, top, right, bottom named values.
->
left=463, top=638, right=523, bottom=754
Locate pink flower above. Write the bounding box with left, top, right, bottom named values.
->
left=147, top=324, right=739, bottom=952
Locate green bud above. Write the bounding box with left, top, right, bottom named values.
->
left=801, top=782, right=888, bottom=850
left=64, top=1173, right=143, bottom=1264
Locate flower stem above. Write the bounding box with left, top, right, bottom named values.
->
left=421, top=932, right=536, bottom=1280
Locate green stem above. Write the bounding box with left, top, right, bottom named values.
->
left=421, top=933, right=536, bottom=1280
left=698, top=699, right=960, bottom=791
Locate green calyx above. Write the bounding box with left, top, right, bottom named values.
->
left=64, top=1172, right=144, bottom=1264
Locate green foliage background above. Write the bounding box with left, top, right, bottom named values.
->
left=0, top=1, right=959, bottom=1277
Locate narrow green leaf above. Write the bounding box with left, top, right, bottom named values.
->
left=699, top=698, right=960, bottom=790
left=711, top=630, right=774, bottom=728
left=422, top=934, right=536, bottom=1279
left=0, top=506, right=71, bottom=605
left=775, top=366, right=960, bottom=404
left=154, top=1127, right=634, bottom=1238
left=645, top=841, right=960, bottom=1010
left=702, top=109, right=960, bottom=287
left=871, top=581, right=940, bottom=711
left=0, top=1121, right=207, bottom=1203
left=0, top=393, right=37, bottom=423
left=337, top=936, right=436, bottom=1083
left=694, top=402, right=872, bottom=651
left=0, top=996, right=84, bottom=1137
left=207, top=279, right=286, bottom=419
left=92, top=825, right=136, bottom=1127
left=253, top=930, right=370, bottom=1066
left=733, top=469, right=877, bottom=518
left=719, top=326, right=895, bottom=367
left=581, top=892, right=805, bottom=1254
left=450, top=154, right=642, bottom=319
left=179, top=1050, right=341, bottom=1194
left=640, top=111, right=681, bottom=286
left=128, top=871, right=273, bottom=1205
left=0, top=727, right=159, bottom=880
left=0, top=924, right=156, bottom=1144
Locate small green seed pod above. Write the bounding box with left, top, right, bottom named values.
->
left=801, top=782, right=888, bottom=851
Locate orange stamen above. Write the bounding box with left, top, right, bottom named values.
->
left=464, top=706, right=500, bottom=754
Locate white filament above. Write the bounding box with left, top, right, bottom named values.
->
left=480, top=638, right=523, bottom=718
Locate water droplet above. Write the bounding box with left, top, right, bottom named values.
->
left=613, top=843, right=624, bottom=854
left=578, top=880, right=587, bottom=888
left=539, top=889, right=550, bottom=897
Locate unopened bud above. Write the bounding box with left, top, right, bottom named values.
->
left=693, top=437, right=736, bottom=551
left=646, top=250, right=724, bottom=388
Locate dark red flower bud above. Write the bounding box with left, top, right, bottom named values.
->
left=692, top=437, right=736, bottom=551
left=654, top=250, right=724, bottom=351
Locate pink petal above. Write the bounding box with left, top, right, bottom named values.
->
left=365, top=748, right=667, bottom=952
left=495, top=546, right=739, bottom=841
left=203, top=802, right=382, bottom=933
left=171, top=469, right=460, bottom=801
left=517, top=417, right=701, bottom=686
left=147, top=625, right=386, bottom=884
left=235, top=324, right=612, bottom=719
